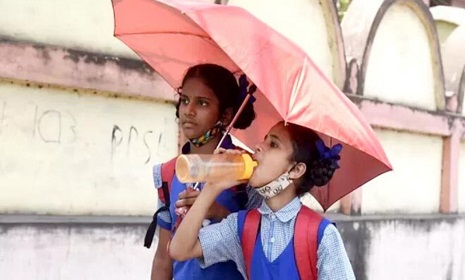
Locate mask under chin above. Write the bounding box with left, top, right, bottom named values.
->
left=254, top=172, right=293, bottom=200
left=188, top=121, right=223, bottom=147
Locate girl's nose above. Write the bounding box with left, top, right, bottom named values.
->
left=184, top=103, right=195, bottom=116
left=255, top=144, right=263, bottom=153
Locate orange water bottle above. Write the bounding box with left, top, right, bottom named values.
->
left=175, top=153, right=258, bottom=183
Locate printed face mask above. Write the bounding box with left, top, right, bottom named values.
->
left=255, top=172, right=293, bottom=200
left=188, top=121, right=222, bottom=147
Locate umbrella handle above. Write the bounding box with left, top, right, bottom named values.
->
left=216, top=93, right=252, bottom=149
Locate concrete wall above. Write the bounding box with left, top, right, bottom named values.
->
left=361, top=129, right=443, bottom=214
left=0, top=217, right=154, bottom=280
left=0, top=81, right=177, bottom=216
left=342, top=0, right=444, bottom=111
left=363, top=4, right=437, bottom=110
left=337, top=215, right=465, bottom=280
left=340, top=0, right=449, bottom=217
left=2, top=214, right=463, bottom=280
left=0, top=1, right=178, bottom=278
left=0, top=0, right=134, bottom=58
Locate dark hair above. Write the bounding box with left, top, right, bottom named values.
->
left=285, top=123, right=338, bottom=196
left=175, top=64, right=256, bottom=129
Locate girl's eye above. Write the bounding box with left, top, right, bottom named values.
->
left=270, top=141, right=278, bottom=148
left=198, top=100, right=209, bottom=107
left=180, top=96, right=189, bottom=105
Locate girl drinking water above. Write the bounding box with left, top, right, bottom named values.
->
left=169, top=121, right=355, bottom=280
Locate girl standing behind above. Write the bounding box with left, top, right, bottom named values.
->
left=150, top=64, right=262, bottom=280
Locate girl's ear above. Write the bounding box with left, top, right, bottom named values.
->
left=221, top=107, right=233, bottom=127
left=289, top=162, right=306, bottom=180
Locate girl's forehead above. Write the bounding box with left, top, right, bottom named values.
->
left=182, top=78, right=216, bottom=98
left=269, top=124, right=292, bottom=144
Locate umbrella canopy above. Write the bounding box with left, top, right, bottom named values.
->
left=112, top=0, right=392, bottom=210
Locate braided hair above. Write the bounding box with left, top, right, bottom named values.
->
left=284, top=122, right=341, bottom=196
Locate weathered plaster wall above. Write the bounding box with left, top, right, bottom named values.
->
left=337, top=215, right=465, bottom=280
left=0, top=218, right=154, bottom=280
left=363, top=4, right=437, bottom=110
left=0, top=81, right=177, bottom=215
left=0, top=0, right=134, bottom=58
left=361, top=129, right=443, bottom=214
left=1, top=215, right=463, bottom=280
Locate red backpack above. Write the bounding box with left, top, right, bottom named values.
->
left=144, top=156, right=249, bottom=248
left=239, top=206, right=330, bottom=280
left=144, top=157, right=177, bottom=248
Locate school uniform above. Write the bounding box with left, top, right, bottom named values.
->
left=198, top=197, right=356, bottom=280
left=154, top=135, right=262, bottom=279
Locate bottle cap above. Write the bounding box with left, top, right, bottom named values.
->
left=239, top=153, right=258, bottom=180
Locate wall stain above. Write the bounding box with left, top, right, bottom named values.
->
left=64, top=49, right=154, bottom=75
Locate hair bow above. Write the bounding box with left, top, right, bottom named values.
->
left=239, top=74, right=257, bottom=104
left=315, top=140, right=342, bottom=169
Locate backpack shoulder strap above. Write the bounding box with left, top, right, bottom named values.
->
left=157, top=157, right=177, bottom=206
left=144, top=157, right=177, bottom=249
left=238, top=209, right=261, bottom=279
left=294, top=206, right=323, bottom=280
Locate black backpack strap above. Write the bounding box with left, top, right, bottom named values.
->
left=144, top=181, right=171, bottom=248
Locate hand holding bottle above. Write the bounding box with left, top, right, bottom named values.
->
left=175, top=188, right=230, bottom=220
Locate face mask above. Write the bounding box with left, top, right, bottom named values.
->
left=255, top=172, right=293, bottom=200
left=188, top=121, right=223, bottom=147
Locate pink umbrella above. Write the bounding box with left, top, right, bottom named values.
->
left=112, top=0, right=392, bottom=210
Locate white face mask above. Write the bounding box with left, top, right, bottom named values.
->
left=255, top=172, right=293, bottom=200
